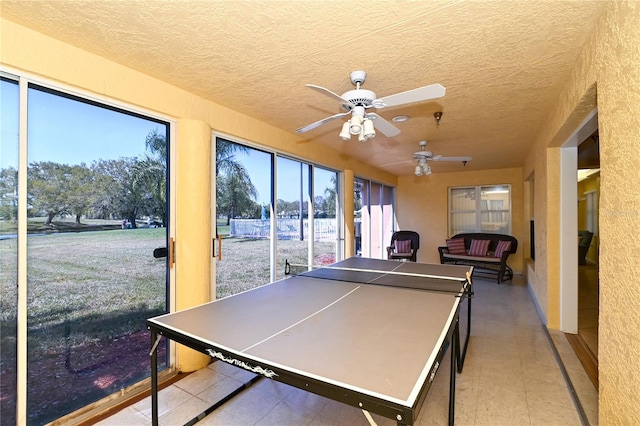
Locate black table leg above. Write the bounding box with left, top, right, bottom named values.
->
left=150, top=329, right=159, bottom=426
left=449, top=320, right=458, bottom=426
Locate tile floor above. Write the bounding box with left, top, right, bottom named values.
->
left=98, top=274, right=598, bottom=425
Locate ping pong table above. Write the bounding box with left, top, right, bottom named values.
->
left=147, top=257, right=473, bottom=426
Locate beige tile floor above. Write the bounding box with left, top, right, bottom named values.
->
left=98, top=274, right=598, bottom=425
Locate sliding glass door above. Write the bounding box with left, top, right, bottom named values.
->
left=214, top=138, right=340, bottom=290
left=1, top=75, right=172, bottom=424
left=215, top=138, right=273, bottom=298
left=313, top=167, right=338, bottom=265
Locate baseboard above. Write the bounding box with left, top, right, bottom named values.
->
left=565, top=333, right=599, bottom=390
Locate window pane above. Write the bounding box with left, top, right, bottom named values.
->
left=354, top=178, right=366, bottom=256
left=313, top=167, right=338, bottom=265
left=480, top=185, right=511, bottom=233
left=370, top=182, right=382, bottom=258
left=276, top=156, right=308, bottom=280
left=26, top=85, right=168, bottom=424
left=449, top=185, right=511, bottom=235
left=0, top=76, right=19, bottom=426
left=216, top=139, right=272, bottom=296
left=382, top=185, right=394, bottom=252
left=450, top=187, right=476, bottom=211
left=450, top=212, right=477, bottom=235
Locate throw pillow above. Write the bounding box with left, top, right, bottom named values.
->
left=446, top=238, right=466, bottom=255
left=394, top=239, right=412, bottom=254
left=494, top=240, right=512, bottom=258
left=468, top=239, right=490, bottom=256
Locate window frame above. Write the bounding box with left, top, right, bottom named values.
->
left=448, top=184, right=512, bottom=236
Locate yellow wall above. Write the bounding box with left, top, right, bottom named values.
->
left=522, top=1, right=640, bottom=422
left=397, top=167, right=524, bottom=273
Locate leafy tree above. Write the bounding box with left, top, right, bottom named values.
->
left=276, top=199, right=300, bottom=218
left=67, top=164, right=94, bottom=223
left=28, top=161, right=74, bottom=225
left=0, top=166, right=18, bottom=222
left=91, top=158, right=141, bottom=227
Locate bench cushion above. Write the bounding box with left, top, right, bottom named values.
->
left=443, top=253, right=502, bottom=263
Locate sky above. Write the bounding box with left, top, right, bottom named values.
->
left=1, top=79, right=335, bottom=203
left=1, top=81, right=159, bottom=168
left=228, top=149, right=336, bottom=205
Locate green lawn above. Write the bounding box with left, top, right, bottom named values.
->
left=0, top=222, right=336, bottom=423
left=0, top=226, right=167, bottom=349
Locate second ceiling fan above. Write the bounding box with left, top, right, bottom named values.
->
left=295, top=70, right=446, bottom=141
left=382, top=141, right=472, bottom=176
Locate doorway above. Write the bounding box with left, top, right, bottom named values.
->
left=559, top=109, right=599, bottom=390
left=575, top=130, right=600, bottom=388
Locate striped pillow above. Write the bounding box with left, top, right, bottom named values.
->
left=394, top=239, right=412, bottom=253
left=446, top=238, right=466, bottom=255
left=468, top=239, right=490, bottom=256
left=493, top=240, right=512, bottom=258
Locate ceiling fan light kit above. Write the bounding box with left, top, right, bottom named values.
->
left=295, top=70, right=446, bottom=141
left=415, top=161, right=431, bottom=176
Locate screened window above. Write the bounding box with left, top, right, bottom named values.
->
left=449, top=185, right=511, bottom=236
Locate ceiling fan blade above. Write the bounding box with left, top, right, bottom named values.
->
left=295, top=112, right=350, bottom=133
left=378, top=159, right=412, bottom=167
left=367, top=113, right=400, bottom=137
left=432, top=155, right=472, bottom=162
left=306, top=84, right=355, bottom=108
left=373, top=84, right=446, bottom=108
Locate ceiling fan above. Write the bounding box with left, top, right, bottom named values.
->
left=382, top=141, right=472, bottom=176
left=295, top=71, right=446, bottom=141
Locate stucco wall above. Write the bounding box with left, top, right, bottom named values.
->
left=523, top=1, right=640, bottom=422
left=396, top=167, right=524, bottom=273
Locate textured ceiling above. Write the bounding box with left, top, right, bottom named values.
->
left=1, top=0, right=607, bottom=176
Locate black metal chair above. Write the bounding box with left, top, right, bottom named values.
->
left=386, top=231, right=420, bottom=262
left=578, top=230, right=593, bottom=265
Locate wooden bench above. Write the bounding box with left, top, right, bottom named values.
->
left=438, top=233, right=518, bottom=284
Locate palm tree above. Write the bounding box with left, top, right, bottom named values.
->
left=217, top=163, right=258, bottom=224
left=216, top=138, right=249, bottom=177
left=215, top=138, right=258, bottom=226
left=132, top=129, right=168, bottom=225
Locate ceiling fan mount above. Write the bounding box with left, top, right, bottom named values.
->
left=295, top=70, right=446, bottom=140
